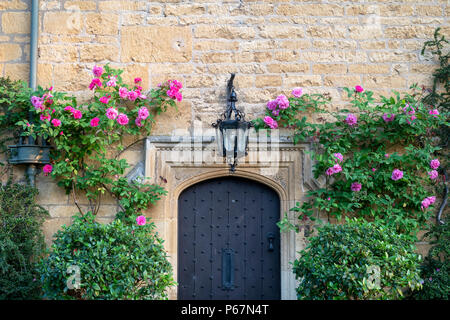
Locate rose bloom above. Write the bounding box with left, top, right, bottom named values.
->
left=351, top=182, right=362, bottom=192
left=43, top=164, right=52, bottom=176
left=391, top=169, right=404, bottom=181
left=276, top=94, right=290, bottom=109
left=72, top=110, right=82, bottom=119
left=345, top=113, right=357, bottom=126
left=51, top=118, right=61, bottom=127
left=90, top=117, right=100, bottom=127
left=292, top=87, right=303, bottom=98
left=99, top=95, right=111, bottom=104
left=138, top=107, right=149, bottom=120
left=117, top=113, right=129, bottom=125
left=119, top=87, right=128, bottom=99
left=107, top=76, right=117, bottom=87
left=264, top=116, right=278, bottom=129
left=267, top=100, right=277, bottom=111
left=429, top=109, right=439, bottom=117
left=92, top=65, right=103, bottom=77
left=430, top=159, right=440, bottom=170
left=89, top=78, right=102, bottom=90
left=136, top=215, right=146, bottom=226
left=64, top=106, right=74, bottom=112
left=127, top=90, right=138, bottom=101
left=333, top=153, right=343, bottom=163
left=428, top=170, right=438, bottom=180
left=332, top=164, right=342, bottom=174
left=135, top=118, right=143, bottom=127
left=134, top=77, right=142, bottom=84
left=106, top=107, right=118, bottom=120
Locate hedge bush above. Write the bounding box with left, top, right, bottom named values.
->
left=38, top=213, right=175, bottom=300
left=0, top=182, right=48, bottom=299
left=293, top=218, right=423, bottom=300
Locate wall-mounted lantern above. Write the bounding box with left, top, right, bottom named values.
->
left=212, top=74, right=253, bottom=172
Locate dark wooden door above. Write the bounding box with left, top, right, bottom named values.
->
left=178, top=177, right=280, bottom=300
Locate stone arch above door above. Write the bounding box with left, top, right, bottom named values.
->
left=143, top=134, right=321, bottom=300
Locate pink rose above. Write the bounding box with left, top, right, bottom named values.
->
left=119, top=87, right=128, bottom=99
left=135, top=118, right=143, bottom=127
left=355, top=85, right=364, bottom=93
left=264, top=116, right=278, bottom=129
left=92, top=65, right=103, bottom=77
left=72, top=110, right=82, bottom=119
left=134, top=77, right=142, bottom=84
left=351, top=182, right=362, bottom=192
left=332, top=164, right=342, bottom=174
left=267, top=100, right=277, bottom=111
left=276, top=94, right=290, bottom=110
left=428, top=170, right=438, bottom=180
left=31, top=96, right=43, bottom=110
left=64, top=106, right=74, bottom=112
left=89, top=78, right=102, bottom=90
left=99, top=95, right=111, bottom=104
left=430, top=159, right=440, bottom=170
left=138, top=107, right=149, bottom=120
left=429, top=109, right=439, bottom=117
left=43, top=164, right=53, bottom=176
left=391, top=169, right=404, bottom=181
left=333, top=153, right=343, bottom=163
left=40, top=114, right=51, bottom=122
left=90, top=117, right=100, bottom=127
left=127, top=90, right=138, bottom=101
left=345, top=113, right=357, bottom=126
left=51, top=118, right=61, bottom=127
left=107, top=76, right=117, bottom=87
left=292, top=87, right=303, bottom=98
left=106, top=107, right=118, bottom=120
left=117, top=113, right=129, bottom=126
left=136, top=215, right=146, bottom=226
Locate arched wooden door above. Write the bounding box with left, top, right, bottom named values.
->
left=178, top=176, right=281, bottom=300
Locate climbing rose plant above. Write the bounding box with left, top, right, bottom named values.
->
left=255, top=86, right=447, bottom=238
left=17, top=64, right=183, bottom=219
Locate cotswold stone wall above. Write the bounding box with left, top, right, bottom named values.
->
left=0, top=0, right=446, bottom=276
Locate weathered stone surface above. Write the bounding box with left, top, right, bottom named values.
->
left=121, top=26, right=192, bottom=63
left=85, top=13, right=119, bottom=36
left=151, top=100, right=192, bottom=135
left=1, top=12, right=30, bottom=34
left=43, top=12, right=83, bottom=35
left=0, top=43, right=21, bottom=62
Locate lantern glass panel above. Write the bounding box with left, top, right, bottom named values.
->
left=215, top=125, right=224, bottom=157
left=236, top=127, right=248, bottom=159
left=223, top=128, right=236, bottom=162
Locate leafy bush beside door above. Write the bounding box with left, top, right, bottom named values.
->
left=0, top=181, right=48, bottom=299
left=294, top=219, right=422, bottom=300
left=38, top=213, right=175, bottom=300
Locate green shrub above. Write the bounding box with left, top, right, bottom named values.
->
left=293, top=218, right=423, bottom=300
left=0, top=182, right=48, bottom=299
left=38, top=213, right=175, bottom=300
left=412, top=221, right=449, bottom=300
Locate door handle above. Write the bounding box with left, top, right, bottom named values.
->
left=222, top=248, right=234, bottom=291
left=267, top=232, right=275, bottom=252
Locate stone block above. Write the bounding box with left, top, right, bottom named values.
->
left=85, top=13, right=119, bottom=36
left=1, top=12, right=30, bottom=34
left=0, top=43, right=21, bottom=62
left=121, top=26, right=192, bottom=63
left=79, top=44, right=119, bottom=62
left=43, top=12, right=82, bottom=35
left=151, top=100, right=192, bottom=135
